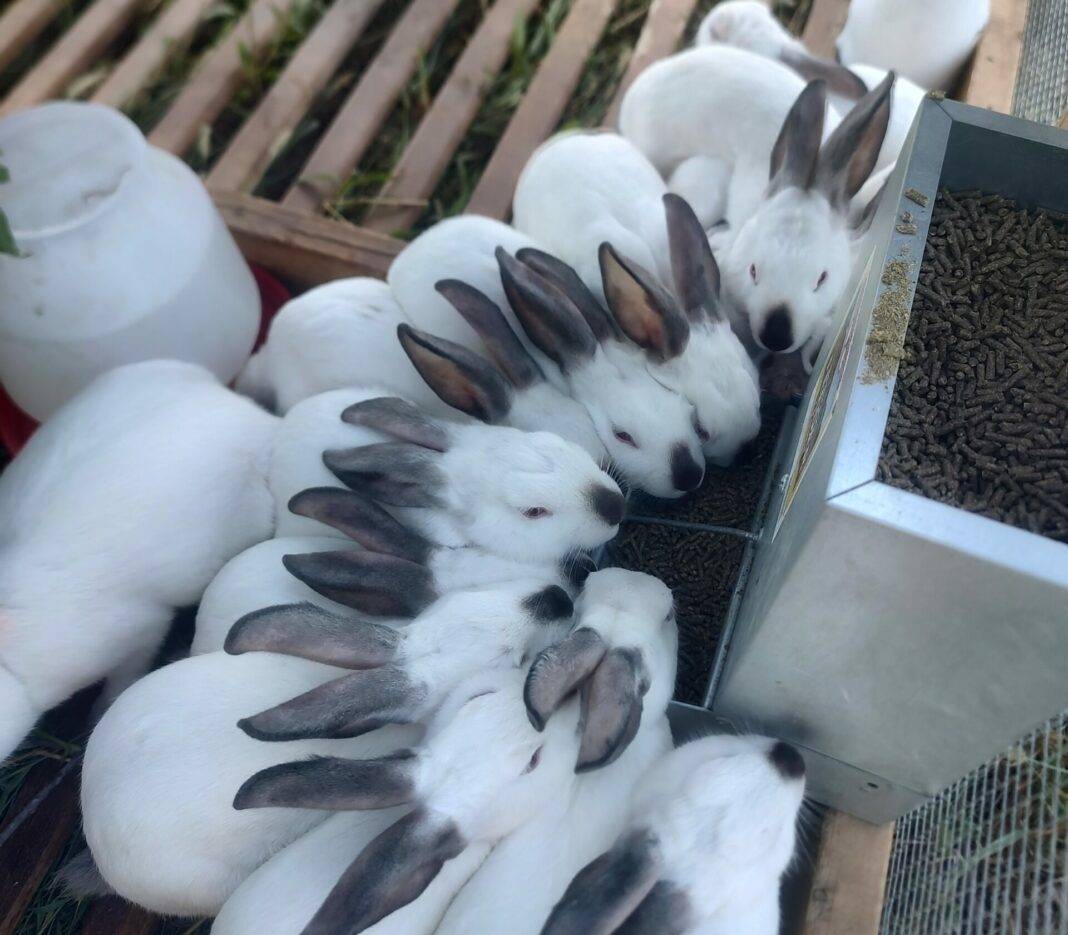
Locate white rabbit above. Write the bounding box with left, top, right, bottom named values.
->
left=267, top=390, right=625, bottom=555
left=392, top=218, right=706, bottom=498
left=436, top=568, right=678, bottom=935
left=0, top=359, right=278, bottom=763
left=837, top=0, right=989, bottom=91
left=216, top=666, right=582, bottom=935
left=541, top=734, right=807, bottom=934
left=622, top=49, right=892, bottom=357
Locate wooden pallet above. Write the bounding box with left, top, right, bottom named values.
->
left=0, top=0, right=1028, bottom=932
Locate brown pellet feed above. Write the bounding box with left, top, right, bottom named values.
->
left=878, top=188, right=1068, bottom=543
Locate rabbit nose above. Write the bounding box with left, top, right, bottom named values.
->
left=769, top=741, right=806, bottom=780
left=759, top=306, right=793, bottom=352
left=588, top=484, right=626, bottom=526
left=670, top=444, right=704, bottom=492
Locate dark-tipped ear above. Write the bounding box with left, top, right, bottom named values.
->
left=524, top=627, right=607, bottom=731
left=237, top=664, right=424, bottom=741
left=324, top=443, right=445, bottom=509
left=282, top=550, right=438, bottom=617
left=815, top=72, right=894, bottom=211
left=496, top=247, right=597, bottom=371
left=541, top=828, right=663, bottom=935
left=435, top=279, right=545, bottom=390
left=304, top=809, right=465, bottom=935
left=396, top=323, right=512, bottom=424
left=853, top=174, right=889, bottom=235
left=225, top=602, right=400, bottom=668
left=779, top=46, right=868, bottom=101
left=576, top=648, right=648, bottom=773
left=341, top=397, right=450, bottom=452
left=288, top=487, right=432, bottom=564
left=233, top=750, right=417, bottom=811
left=516, top=247, right=622, bottom=343
left=599, top=243, right=689, bottom=363
left=613, top=881, right=694, bottom=935
left=769, top=79, right=827, bottom=194
left=663, top=193, right=722, bottom=322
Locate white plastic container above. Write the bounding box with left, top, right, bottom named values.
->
left=0, top=102, right=260, bottom=420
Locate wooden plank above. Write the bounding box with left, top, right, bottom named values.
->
left=148, top=0, right=302, bottom=156
left=961, top=0, right=1028, bottom=114
left=1060, top=107, right=1068, bottom=130
left=800, top=0, right=851, bottom=60
left=803, top=811, right=895, bottom=935
left=207, top=0, right=387, bottom=193
left=213, top=189, right=403, bottom=285
left=602, top=0, right=699, bottom=129
left=281, top=0, right=463, bottom=214
left=0, top=0, right=148, bottom=118
left=91, top=0, right=216, bottom=109
left=363, top=0, right=540, bottom=234
left=464, top=0, right=620, bottom=221
left=0, top=0, right=64, bottom=74
left=80, top=897, right=159, bottom=934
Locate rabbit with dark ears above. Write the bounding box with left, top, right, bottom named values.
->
left=541, top=734, right=807, bottom=935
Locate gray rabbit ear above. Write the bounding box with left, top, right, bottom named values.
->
left=612, top=881, right=694, bottom=935
left=524, top=627, right=607, bottom=731
left=815, top=72, right=894, bottom=211
left=541, top=828, right=664, bottom=935
left=225, top=602, right=400, bottom=669
left=303, top=809, right=466, bottom=935
left=576, top=648, right=648, bottom=773
left=238, top=664, right=425, bottom=741
left=778, top=46, right=868, bottom=101
left=663, top=193, right=723, bottom=323
left=288, top=487, right=432, bottom=564
left=599, top=243, right=689, bottom=363
left=769, top=79, right=827, bottom=194
left=396, top=323, right=513, bottom=424
left=853, top=174, right=889, bottom=235
left=341, top=396, right=451, bottom=452
left=282, top=550, right=438, bottom=617
left=496, top=247, right=598, bottom=371
left=515, top=247, right=623, bottom=343
left=323, top=443, right=445, bottom=509
left=435, top=279, right=545, bottom=390
left=233, top=750, right=418, bottom=811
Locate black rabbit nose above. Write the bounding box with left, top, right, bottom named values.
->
left=759, top=306, right=793, bottom=352
left=589, top=484, right=626, bottom=526
left=670, top=444, right=704, bottom=492
left=769, top=741, right=806, bottom=780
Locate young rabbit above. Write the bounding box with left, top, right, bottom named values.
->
left=837, top=0, right=989, bottom=91
left=541, top=734, right=807, bottom=935
left=0, top=359, right=278, bottom=763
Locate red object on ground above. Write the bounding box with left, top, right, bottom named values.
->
left=0, top=264, right=291, bottom=457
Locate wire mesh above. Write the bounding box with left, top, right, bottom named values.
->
left=880, top=709, right=1068, bottom=934
left=1012, top=0, right=1068, bottom=126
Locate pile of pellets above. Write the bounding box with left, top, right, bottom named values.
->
left=878, top=189, right=1068, bottom=543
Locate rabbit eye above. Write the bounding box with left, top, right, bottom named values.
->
left=522, top=507, right=551, bottom=519
left=613, top=428, right=638, bottom=448
left=523, top=745, right=543, bottom=774
left=815, top=270, right=828, bottom=291
left=749, top=263, right=758, bottom=284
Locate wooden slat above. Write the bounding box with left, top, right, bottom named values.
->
left=363, top=0, right=540, bottom=233
left=80, top=897, right=159, bottom=934
left=91, top=0, right=216, bottom=109
left=207, top=0, right=387, bottom=193
left=213, top=189, right=403, bottom=284
left=464, top=0, right=619, bottom=220
left=148, top=0, right=302, bottom=156
left=800, top=0, right=851, bottom=60
left=1060, top=107, right=1068, bottom=130
left=602, top=0, right=699, bottom=128
left=803, top=812, right=895, bottom=935
left=281, top=0, right=463, bottom=214
left=0, top=0, right=147, bottom=118
left=0, top=0, right=64, bottom=74
left=961, top=0, right=1028, bottom=113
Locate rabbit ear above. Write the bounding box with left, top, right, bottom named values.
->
left=853, top=174, right=890, bottom=235
left=288, top=487, right=432, bottom=564
left=233, top=750, right=418, bottom=811
left=435, top=279, right=545, bottom=390
left=303, top=809, right=465, bottom=935
left=599, top=243, right=689, bottom=363
left=342, top=397, right=451, bottom=452
left=281, top=550, right=438, bottom=617
left=576, top=648, right=648, bottom=773
left=778, top=46, right=868, bottom=101
left=607, top=882, right=693, bottom=935
left=396, top=323, right=513, bottom=424
left=238, top=664, right=425, bottom=741
left=524, top=627, right=607, bottom=731
left=541, top=828, right=664, bottom=935
left=769, top=79, right=826, bottom=194
left=324, top=443, right=445, bottom=509
left=663, top=193, right=723, bottom=323
left=815, top=72, right=894, bottom=211
left=496, top=247, right=598, bottom=371
left=515, top=247, right=623, bottom=343
left=225, top=602, right=400, bottom=669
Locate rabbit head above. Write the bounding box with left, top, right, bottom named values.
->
left=720, top=74, right=893, bottom=356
